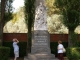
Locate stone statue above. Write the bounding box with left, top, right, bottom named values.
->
left=34, top=2, right=48, bottom=30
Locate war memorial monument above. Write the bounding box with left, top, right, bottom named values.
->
left=24, top=0, right=59, bottom=60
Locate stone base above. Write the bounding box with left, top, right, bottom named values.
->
left=24, top=53, right=59, bottom=60
left=24, top=30, right=59, bottom=60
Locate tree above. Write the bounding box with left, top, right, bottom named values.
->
left=0, top=0, right=6, bottom=46
left=54, top=0, right=80, bottom=46
left=46, top=0, right=57, bottom=16
left=4, top=0, right=13, bottom=25
left=0, top=0, right=13, bottom=46
left=24, top=0, right=35, bottom=55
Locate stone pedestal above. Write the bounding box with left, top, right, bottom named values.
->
left=24, top=30, right=59, bottom=60
left=31, top=30, right=50, bottom=54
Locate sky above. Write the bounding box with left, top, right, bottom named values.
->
left=12, top=0, right=24, bottom=12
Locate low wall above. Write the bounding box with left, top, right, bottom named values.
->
left=3, top=33, right=27, bottom=42
left=50, top=34, right=68, bottom=42
left=3, top=33, right=80, bottom=42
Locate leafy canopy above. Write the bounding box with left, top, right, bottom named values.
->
left=54, top=0, right=80, bottom=31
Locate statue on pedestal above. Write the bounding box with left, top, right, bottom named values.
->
left=34, top=2, right=48, bottom=30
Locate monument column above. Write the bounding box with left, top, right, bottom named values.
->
left=24, top=0, right=59, bottom=60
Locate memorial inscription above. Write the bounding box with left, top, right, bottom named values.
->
left=31, top=30, right=51, bottom=54
left=34, top=35, right=48, bottom=46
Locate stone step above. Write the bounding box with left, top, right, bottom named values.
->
left=52, top=58, right=59, bottom=60
left=24, top=57, right=59, bottom=60
left=25, top=53, right=59, bottom=60
left=28, top=53, right=55, bottom=58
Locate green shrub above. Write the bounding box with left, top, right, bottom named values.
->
left=66, top=47, right=80, bottom=60
left=70, top=33, right=79, bottom=47
left=0, top=46, right=10, bottom=60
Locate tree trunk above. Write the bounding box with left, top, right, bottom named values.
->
left=68, top=29, right=79, bottom=47
left=27, top=25, right=32, bottom=55
left=68, top=30, right=76, bottom=47
left=26, top=9, right=34, bottom=55
left=0, top=0, right=5, bottom=46
left=68, top=30, right=73, bottom=47
left=0, top=2, right=1, bottom=45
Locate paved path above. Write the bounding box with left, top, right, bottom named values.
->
left=9, top=57, right=24, bottom=60
left=9, top=57, right=68, bottom=60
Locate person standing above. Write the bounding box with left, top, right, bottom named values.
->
left=13, top=38, right=19, bottom=60
left=57, top=40, right=64, bottom=60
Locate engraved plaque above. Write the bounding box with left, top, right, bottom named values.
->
left=31, top=30, right=51, bottom=54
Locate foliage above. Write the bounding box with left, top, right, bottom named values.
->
left=70, top=33, right=79, bottom=47
left=4, top=12, right=13, bottom=24
left=0, top=46, right=10, bottom=60
left=54, top=0, right=80, bottom=31
left=46, top=0, right=55, bottom=15
left=24, top=0, right=35, bottom=26
left=54, top=0, right=80, bottom=47
left=12, top=7, right=25, bottom=23
left=4, top=0, right=13, bottom=25
left=24, top=0, right=35, bottom=54
left=47, top=14, right=68, bottom=34
left=66, top=47, right=80, bottom=60
left=46, top=0, right=60, bottom=16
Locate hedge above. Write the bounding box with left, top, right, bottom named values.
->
left=66, top=47, right=80, bottom=60
left=0, top=46, right=10, bottom=60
